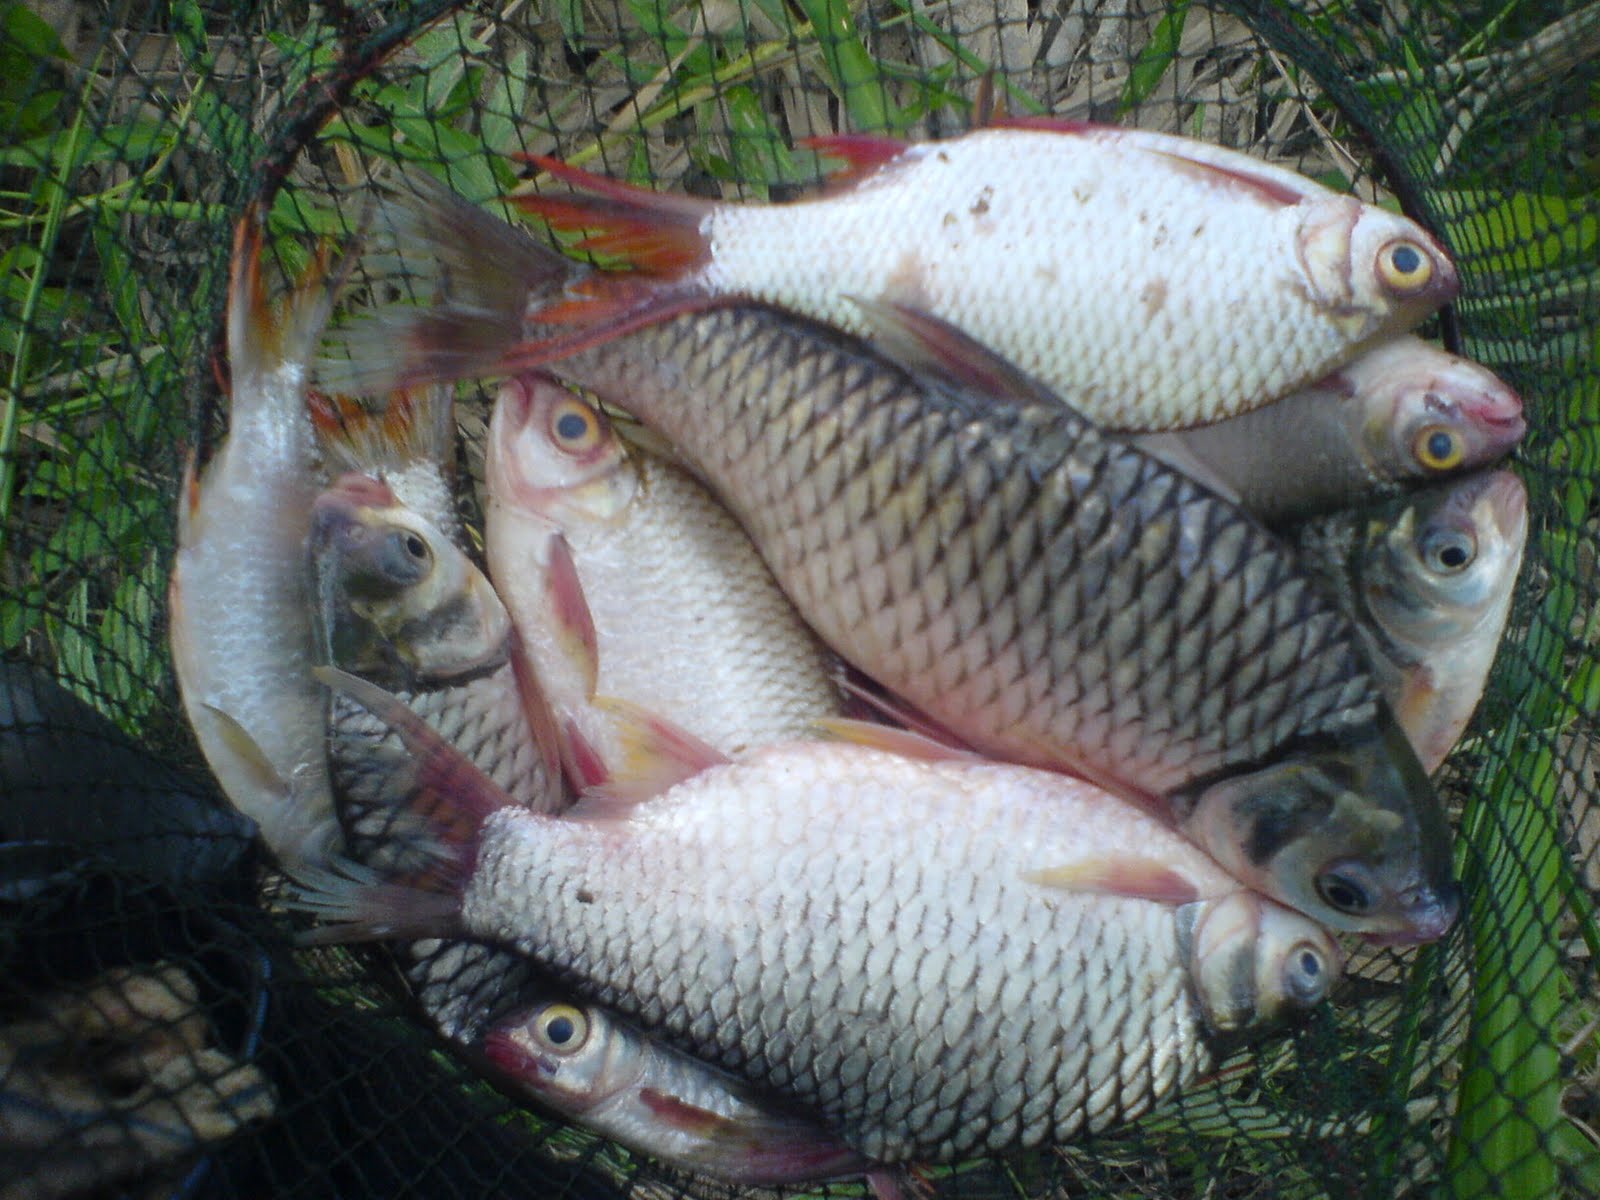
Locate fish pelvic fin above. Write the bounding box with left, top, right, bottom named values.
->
left=1023, top=855, right=1204, bottom=905
left=307, top=385, right=456, bottom=476
left=312, top=666, right=516, bottom=887
left=570, top=696, right=728, bottom=812
left=513, top=154, right=714, bottom=276
left=811, top=716, right=978, bottom=764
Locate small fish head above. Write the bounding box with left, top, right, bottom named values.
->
left=488, top=374, right=635, bottom=528
left=309, top=474, right=509, bottom=682
left=1180, top=720, right=1459, bottom=942
left=483, top=1001, right=631, bottom=1112
left=1299, top=199, right=1458, bottom=341
left=1178, top=890, right=1343, bottom=1034
left=1365, top=356, right=1524, bottom=484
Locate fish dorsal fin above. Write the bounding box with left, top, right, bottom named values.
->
left=798, top=134, right=911, bottom=191
left=986, top=116, right=1308, bottom=207
left=812, top=716, right=977, bottom=764
left=1023, top=855, right=1203, bottom=905
left=847, top=296, right=1061, bottom=410
left=514, top=153, right=714, bottom=276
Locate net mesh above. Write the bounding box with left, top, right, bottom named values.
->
left=1, top=1, right=1596, bottom=1197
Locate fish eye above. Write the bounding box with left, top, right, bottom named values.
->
left=1284, top=943, right=1331, bottom=1007
left=1420, top=527, right=1476, bottom=574
left=550, top=399, right=604, bottom=453
left=1377, top=238, right=1436, bottom=295
left=403, top=533, right=427, bottom=559
left=535, top=1004, right=589, bottom=1052
left=1315, top=870, right=1372, bottom=915
left=379, top=530, right=431, bottom=582
left=1412, top=425, right=1465, bottom=472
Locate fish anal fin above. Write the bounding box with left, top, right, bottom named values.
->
left=798, top=134, right=911, bottom=191
left=812, top=716, right=977, bottom=764
left=591, top=694, right=727, bottom=798
left=1024, top=855, right=1202, bottom=904
left=848, top=296, right=1060, bottom=410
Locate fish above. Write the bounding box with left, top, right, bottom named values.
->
left=293, top=670, right=1345, bottom=1166
left=507, top=121, right=1459, bottom=432
left=484, top=374, right=841, bottom=781
left=168, top=209, right=341, bottom=868
left=319, top=180, right=1458, bottom=942
left=483, top=997, right=888, bottom=1191
left=1290, top=468, right=1528, bottom=773
left=1130, top=336, right=1525, bottom=526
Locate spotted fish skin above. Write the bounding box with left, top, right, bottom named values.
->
left=514, top=122, right=1459, bottom=432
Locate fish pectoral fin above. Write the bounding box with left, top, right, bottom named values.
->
left=280, top=857, right=461, bottom=945
left=1023, top=855, right=1203, bottom=905
left=636, top=1087, right=746, bottom=1137
left=1120, top=432, right=1244, bottom=505
left=811, top=717, right=977, bottom=764
left=202, top=703, right=291, bottom=797
left=545, top=533, right=600, bottom=697
left=845, top=296, right=1066, bottom=414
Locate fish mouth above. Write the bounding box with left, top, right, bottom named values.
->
left=1362, top=880, right=1461, bottom=946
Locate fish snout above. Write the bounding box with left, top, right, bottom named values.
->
left=1367, top=879, right=1461, bottom=946
left=1483, top=469, right=1529, bottom=537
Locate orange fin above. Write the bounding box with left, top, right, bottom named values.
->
left=546, top=533, right=600, bottom=697
left=848, top=296, right=1063, bottom=411
left=514, top=154, right=714, bottom=276
left=799, top=134, right=910, bottom=190
left=307, top=386, right=456, bottom=475
left=1024, top=855, right=1201, bottom=905
left=811, top=717, right=978, bottom=764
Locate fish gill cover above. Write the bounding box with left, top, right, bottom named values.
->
left=0, top=1, right=1595, bottom=1198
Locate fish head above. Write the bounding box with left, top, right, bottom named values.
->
left=1298, top=199, right=1458, bottom=342
left=1178, top=719, right=1458, bottom=943
left=1354, top=346, right=1524, bottom=484
left=309, top=473, right=510, bottom=683
left=482, top=1001, right=633, bottom=1113
left=488, top=374, right=636, bottom=529
left=1179, top=890, right=1343, bottom=1034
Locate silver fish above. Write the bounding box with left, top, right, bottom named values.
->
left=320, top=179, right=1457, bottom=942
left=1291, top=468, right=1528, bottom=773
left=168, top=212, right=339, bottom=867
left=485, top=374, right=841, bottom=780
left=296, top=671, right=1344, bottom=1166
left=483, top=997, right=881, bottom=1189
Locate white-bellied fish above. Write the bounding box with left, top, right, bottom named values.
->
left=1133, top=336, right=1524, bottom=525
left=169, top=210, right=340, bottom=867
left=291, top=671, right=1344, bottom=1166
left=484, top=374, right=841, bottom=786
left=1291, top=468, right=1527, bottom=773
left=319, top=180, right=1458, bottom=942
left=508, top=121, right=1458, bottom=432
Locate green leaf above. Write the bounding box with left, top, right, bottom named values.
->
left=0, top=2, right=69, bottom=60
left=1120, top=0, right=1188, bottom=112
left=791, top=0, right=895, bottom=133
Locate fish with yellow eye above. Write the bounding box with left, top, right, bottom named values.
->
left=326, top=128, right=1458, bottom=433
left=483, top=373, right=841, bottom=790
left=1290, top=468, right=1528, bottom=773
left=482, top=998, right=897, bottom=1195
left=1131, top=336, right=1524, bottom=526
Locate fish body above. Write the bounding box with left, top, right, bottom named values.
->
left=517, top=122, right=1458, bottom=431
left=484, top=998, right=877, bottom=1187
left=1133, top=336, right=1525, bottom=525
left=323, top=181, right=1459, bottom=941
left=168, top=212, right=337, bottom=866
left=1291, top=468, right=1528, bottom=772
left=485, top=375, right=840, bottom=774
left=300, top=689, right=1342, bottom=1165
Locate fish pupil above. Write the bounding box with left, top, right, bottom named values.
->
left=1426, top=431, right=1455, bottom=462
left=404, top=534, right=426, bottom=558
left=1299, top=950, right=1320, bottom=977
left=545, top=1015, right=575, bottom=1044
left=556, top=411, right=590, bottom=442
left=1390, top=244, right=1421, bottom=274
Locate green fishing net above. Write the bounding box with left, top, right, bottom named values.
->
left=1, top=1, right=1595, bottom=1197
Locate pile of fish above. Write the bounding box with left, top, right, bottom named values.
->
left=168, top=120, right=1528, bottom=1194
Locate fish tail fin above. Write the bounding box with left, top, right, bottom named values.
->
left=281, top=857, right=462, bottom=944
left=306, top=385, right=456, bottom=476
left=228, top=206, right=347, bottom=400
left=312, top=666, right=517, bottom=891
left=513, top=154, right=714, bottom=276
left=318, top=172, right=585, bottom=397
